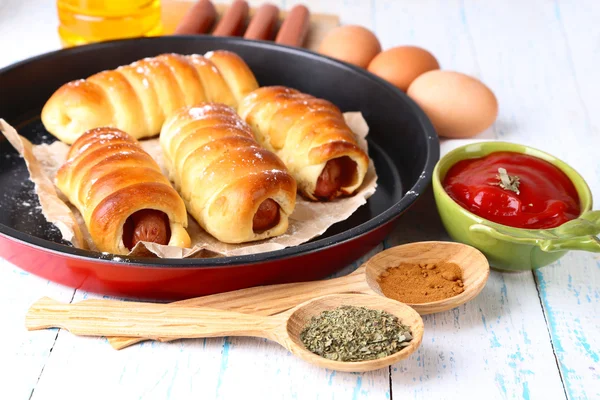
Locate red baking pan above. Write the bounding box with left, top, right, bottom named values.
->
left=0, top=36, right=439, bottom=300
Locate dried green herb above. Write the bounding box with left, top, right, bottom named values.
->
left=299, top=305, right=413, bottom=362
left=491, top=167, right=521, bottom=194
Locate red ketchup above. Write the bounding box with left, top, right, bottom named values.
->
left=443, top=152, right=581, bottom=229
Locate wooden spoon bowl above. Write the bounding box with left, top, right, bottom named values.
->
left=284, top=294, right=424, bottom=372
left=364, top=241, right=490, bottom=314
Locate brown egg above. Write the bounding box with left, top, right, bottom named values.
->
left=367, top=46, right=440, bottom=92
left=407, top=71, right=498, bottom=138
left=318, top=25, right=381, bottom=68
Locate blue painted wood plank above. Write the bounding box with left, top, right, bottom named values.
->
left=535, top=255, right=600, bottom=400
left=522, top=0, right=600, bottom=398
left=454, top=0, right=600, bottom=398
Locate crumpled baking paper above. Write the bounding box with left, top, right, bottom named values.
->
left=0, top=112, right=377, bottom=258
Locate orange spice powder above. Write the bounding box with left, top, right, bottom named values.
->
left=377, top=262, right=465, bottom=303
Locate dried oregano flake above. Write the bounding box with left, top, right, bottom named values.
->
left=491, top=167, right=521, bottom=194
left=299, top=305, right=413, bottom=362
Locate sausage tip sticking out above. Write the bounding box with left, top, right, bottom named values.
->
left=275, top=4, right=310, bottom=47
left=123, top=210, right=171, bottom=250
left=253, top=198, right=280, bottom=232
left=314, top=156, right=357, bottom=200
left=243, top=3, right=280, bottom=41
left=174, top=0, right=217, bottom=35
left=212, top=0, right=249, bottom=37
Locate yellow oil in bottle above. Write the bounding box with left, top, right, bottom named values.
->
left=57, top=0, right=163, bottom=47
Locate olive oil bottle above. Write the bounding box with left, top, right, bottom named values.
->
left=57, top=0, right=163, bottom=47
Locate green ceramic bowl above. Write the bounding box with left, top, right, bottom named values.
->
left=433, top=141, right=600, bottom=271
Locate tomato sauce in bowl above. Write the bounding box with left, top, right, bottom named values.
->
left=442, top=151, right=581, bottom=229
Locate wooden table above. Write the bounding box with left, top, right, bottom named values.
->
left=1, top=1, right=598, bottom=399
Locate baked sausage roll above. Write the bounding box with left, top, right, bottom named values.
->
left=55, top=127, right=191, bottom=254
left=237, top=86, right=370, bottom=201
left=41, top=51, right=258, bottom=144
left=160, top=103, right=297, bottom=244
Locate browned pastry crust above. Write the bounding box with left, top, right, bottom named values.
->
left=55, top=127, right=191, bottom=254
left=237, top=86, right=370, bottom=200
left=160, top=103, right=297, bottom=243
left=41, top=51, right=258, bottom=144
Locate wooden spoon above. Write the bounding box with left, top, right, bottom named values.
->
left=26, top=293, right=424, bottom=373
left=107, top=241, right=488, bottom=350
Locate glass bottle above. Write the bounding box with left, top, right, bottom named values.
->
left=57, top=0, right=163, bottom=47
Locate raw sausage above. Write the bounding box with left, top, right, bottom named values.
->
left=244, top=3, right=280, bottom=40
left=212, top=0, right=249, bottom=36
left=252, top=199, right=280, bottom=232
left=123, top=210, right=171, bottom=250
left=174, top=0, right=217, bottom=34
left=314, top=156, right=357, bottom=200
left=275, top=4, right=310, bottom=47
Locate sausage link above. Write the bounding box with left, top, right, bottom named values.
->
left=174, top=0, right=217, bottom=35
left=123, top=210, right=171, bottom=250
left=252, top=198, right=280, bottom=232
left=244, top=3, right=280, bottom=40
left=212, top=0, right=249, bottom=37
left=314, top=156, right=357, bottom=200
left=275, top=4, right=310, bottom=47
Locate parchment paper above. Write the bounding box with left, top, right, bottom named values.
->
left=0, top=113, right=377, bottom=258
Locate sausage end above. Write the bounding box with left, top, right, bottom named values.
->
left=313, top=156, right=358, bottom=201
left=253, top=198, right=280, bottom=233
left=123, top=210, right=171, bottom=250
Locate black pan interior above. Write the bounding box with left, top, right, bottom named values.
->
left=0, top=36, right=438, bottom=266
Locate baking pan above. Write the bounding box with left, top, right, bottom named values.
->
left=0, top=36, right=438, bottom=300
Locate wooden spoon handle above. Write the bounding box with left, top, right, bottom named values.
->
left=108, top=266, right=369, bottom=350
left=26, top=297, right=278, bottom=341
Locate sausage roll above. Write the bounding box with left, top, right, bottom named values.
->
left=55, top=127, right=191, bottom=254
left=160, top=103, right=297, bottom=243
left=237, top=86, right=370, bottom=201
left=41, top=50, right=258, bottom=144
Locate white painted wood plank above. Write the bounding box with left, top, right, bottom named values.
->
left=0, top=258, right=75, bottom=400
left=528, top=1, right=600, bottom=399
left=459, top=0, right=600, bottom=398
left=0, top=4, right=74, bottom=399
left=375, top=0, right=579, bottom=397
